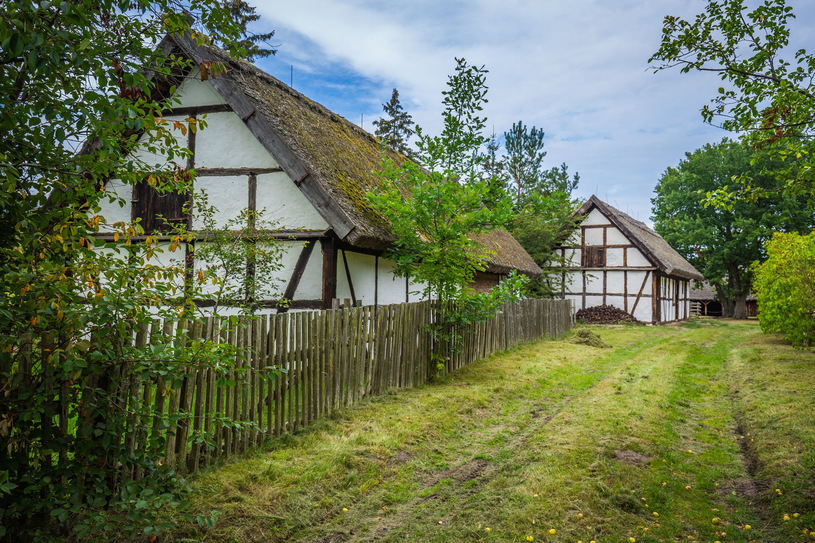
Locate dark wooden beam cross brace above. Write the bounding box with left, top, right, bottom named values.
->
left=277, top=241, right=316, bottom=313
left=342, top=249, right=357, bottom=307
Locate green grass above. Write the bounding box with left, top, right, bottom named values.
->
left=169, top=319, right=815, bottom=543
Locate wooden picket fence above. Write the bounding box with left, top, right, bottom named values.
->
left=119, top=298, right=572, bottom=476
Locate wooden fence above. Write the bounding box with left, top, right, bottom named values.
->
left=108, top=298, right=571, bottom=476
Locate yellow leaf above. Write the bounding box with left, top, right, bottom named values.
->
left=114, top=232, right=119, bottom=242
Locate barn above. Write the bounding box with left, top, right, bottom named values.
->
left=689, top=282, right=758, bottom=318
left=555, top=195, right=703, bottom=324
left=95, top=34, right=540, bottom=313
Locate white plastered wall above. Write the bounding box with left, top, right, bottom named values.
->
left=627, top=247, right=650, bottom=267
left=337, top=251, right=378, bottom=306
left=335, top=252, right=430, bottom=306
left=194, top=112, right=276, bottom=170
left=607, top=272, right=626, bottom=293
left=606, top=227, right=627, bottom=245
left=583, top=208, right=611, bottom=226
left=606, top=248, right=624, bottom=267
left=287, top=241, right=324, bottom=301
left=256, top=172, right=328, bottom=230
left=632, top=299, right=653, bottom=322
left=173, top=67, right=226, bottom=107
left=584, top=227, right=604, bottom=246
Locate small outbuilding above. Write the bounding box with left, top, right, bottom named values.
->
left=689, top=282, right=757, bottom=317
left=554, top=195, right=703, bottom=324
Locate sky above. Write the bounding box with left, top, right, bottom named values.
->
left=246, top=1, right=815, bottom=225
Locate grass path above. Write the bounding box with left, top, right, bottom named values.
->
left=176, top=320, right=815, bottom=543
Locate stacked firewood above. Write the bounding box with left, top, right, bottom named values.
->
left=576, top=305, right=641, bottom=324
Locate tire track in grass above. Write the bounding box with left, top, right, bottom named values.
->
left=508, top=322, right=762, bottom=543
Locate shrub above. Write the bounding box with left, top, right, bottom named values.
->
left=752, top=232, right=815, bottom=348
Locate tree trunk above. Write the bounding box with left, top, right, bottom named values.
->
left=715, top=285, right=735, bottom=317
left=732, top=292, right=748, bottom=319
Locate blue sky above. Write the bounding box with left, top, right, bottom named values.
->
left=248, top=1, right=815, bottom=225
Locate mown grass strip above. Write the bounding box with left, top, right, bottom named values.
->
left=171, top=320, right=814, bottom=543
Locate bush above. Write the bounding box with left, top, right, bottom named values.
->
left=752, top=232, right=815, bottom=348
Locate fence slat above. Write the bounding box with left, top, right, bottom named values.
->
left=81, top=299, right=571, bottom=480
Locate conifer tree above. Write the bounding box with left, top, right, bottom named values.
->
left=224, top=0, right=276, bottom=61
left=373, top=88, right=417, bottom=159
left=503, top=121, right=546, bottom=202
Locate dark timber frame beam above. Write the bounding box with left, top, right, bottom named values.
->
left=320, top=236, right=337, bottom=310
left=277, top=240, right=316, bottom=313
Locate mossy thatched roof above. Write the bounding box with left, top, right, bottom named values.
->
left=574, top=196, right=703, bottom=281
left=170, top=35, right=540, bottom=277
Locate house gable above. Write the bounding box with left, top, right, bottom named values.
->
left=91, top=34, right=543, bottom=313
left=97, top=66, right=329, bottom=233
left=558, top=195, right=701, bottom=324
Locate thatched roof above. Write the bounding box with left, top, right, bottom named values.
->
left=689, top=281, right=756, bottom=301
left=169, top=35, right=540, bottom=277
left=573, top=196, right=703, bottom=281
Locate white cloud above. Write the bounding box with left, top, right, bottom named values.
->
left=252, top=0, right=815, bottom=224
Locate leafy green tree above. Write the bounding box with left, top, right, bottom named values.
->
left=371, top=59, right=514, bottom=303
left=650, top=0, right=815, bottom=202
left=752, top=232, right=815, bottom=347
left=651, top=139, right=813, bottom=318
left=0, top=1, right=269, bottom=539
left=369, top=59, right=523, bottom=373
left=373, top=88, right=417, bottom=159
left=222, top=0, right=277, bottom=62
left=509, top=192, right=582, bottom=298
left=418, top=58, right=491, bottom=185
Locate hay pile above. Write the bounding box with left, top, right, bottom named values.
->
left=567, top=328, right=611, bottom=348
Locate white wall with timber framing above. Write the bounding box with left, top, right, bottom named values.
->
left=558, top=208, right=691, bottom=324
left=92, top=68, right=421, bottom=314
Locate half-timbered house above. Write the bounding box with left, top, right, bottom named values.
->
left=95, top=34, right=540, bottom=313
left=555, top=196, right=703, bottom=323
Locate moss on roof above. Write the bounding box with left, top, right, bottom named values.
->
left=197, top=44, right=540, bottom=276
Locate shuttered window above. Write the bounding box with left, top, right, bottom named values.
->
left=582, top=245, right=606, bottom=268
left=131, top=179, right=189, bottom=233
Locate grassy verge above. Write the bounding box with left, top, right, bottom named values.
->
left=168, top=319, right=815, bottom=543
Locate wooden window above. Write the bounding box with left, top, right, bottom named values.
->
left=582, top=245, right=606, bottom=268
left=131, top=178, right=189, bottom=232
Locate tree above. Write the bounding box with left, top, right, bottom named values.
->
left=651, top=139, right=813, bottom=318
left=502, top=122, right=579, bottom=210
left=503, top=121, right=547, bottom=203
left=509, top=192, right=582, bottom=298
left=752, top=232, right=815, bottom=347
left=497, top=122, right=581, bottom=297
left=368, top=59, right=523, bottom=372
left=223, top=0, right=277, bottom=62
left=650, top=0, right=815, bottom=202
left=373, top=88, right=417, bottom=159
left=0, top=2, right=265, bottom=539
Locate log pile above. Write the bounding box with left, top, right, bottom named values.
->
left=576, top=304, right=641, bottom=324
